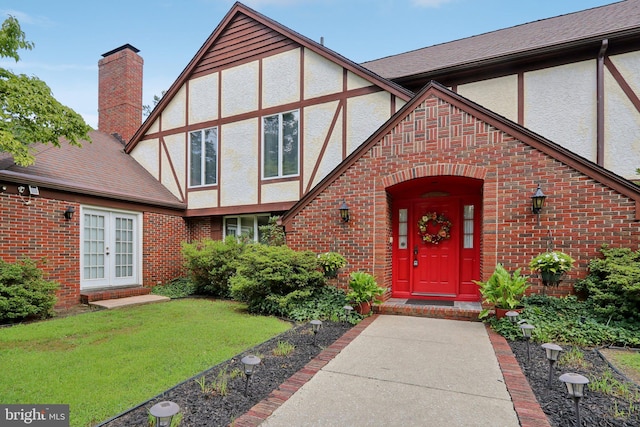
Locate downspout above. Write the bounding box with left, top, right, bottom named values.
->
left=597, top=39, right=608, bottom=166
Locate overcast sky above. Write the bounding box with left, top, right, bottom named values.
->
left=1, top=0, right=618, bottom=128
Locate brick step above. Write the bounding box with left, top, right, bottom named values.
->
left=80, top=286, right=151, bottom=304
left=375, top=298, right=482, bottom=322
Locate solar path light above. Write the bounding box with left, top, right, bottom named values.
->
left=559, top=372, right=589, bottom=427
left=149, top=401, right=180, bottom=427
left=541, top=343, right=563, bottom=388
left=505, top=310, right=519, bottom=323
left=241, top=355, right=261, bottom=397
left=519, top=323, right=535, bottom=363
left=310, top=319, right=322, bottom=345
left=343, top=305, right=353, bottom=322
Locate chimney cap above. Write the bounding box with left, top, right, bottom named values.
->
left=101, top=44, right=140, bottom=58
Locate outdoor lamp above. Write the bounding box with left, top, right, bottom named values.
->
left=541, top=343, right=563, bottom=388
left=64, top=206, right=75, bottom=221
left=559, top=372, right=589, bottom=427
left=520, top=323, right=535, bottom=363
left=339, top=200, right=350, bottom=223
left=311, top=319, right=322, bottom=345
left=149, top=401, right=180, bottom=427
left=343, top=305, right=353, bottom=322
left=531, top=184, right=546, bottom=225
left=241, top=354, right=261, bottom=396
left=505, top=310, right=519, bottom=323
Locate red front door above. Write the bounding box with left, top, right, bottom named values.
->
left=412, top=199, right=459, bottom=296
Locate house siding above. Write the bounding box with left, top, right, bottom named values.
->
left=285, top=93, right=640, bottom=297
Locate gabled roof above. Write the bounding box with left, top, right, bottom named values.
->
left=0, top=131, right=185, bottom=210
left=282, top=80, right=640, bottom=225
left=126, top=1, right=413, bottom=152
left=362, top=0, right=639, bottom=82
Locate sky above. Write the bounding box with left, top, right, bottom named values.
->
left=1, top=0, right=620, bottom=129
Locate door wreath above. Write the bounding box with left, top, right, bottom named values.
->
left=418, top=212, right=452, bottom=244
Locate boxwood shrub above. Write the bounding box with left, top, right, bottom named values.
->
left=0, top=258, right=58, bottom=323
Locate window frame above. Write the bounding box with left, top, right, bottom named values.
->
left=262, top=110, right=299, bottom=180
left=223, top=215, right=270, bottom=242
left=189, top=126, right=218, bottom=188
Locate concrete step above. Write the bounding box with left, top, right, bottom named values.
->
left=89, top=294, right=170, bottom=309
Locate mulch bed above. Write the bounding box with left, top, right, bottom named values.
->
left=509, top=340, right=640, bottom=426
left=98, top=320, right=352, bottom=427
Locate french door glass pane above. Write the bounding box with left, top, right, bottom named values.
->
left=263, top=116, right=279, bottom=178
left=115, top=217, right=134, bottom=278
left=282, top=111, right=299, bottom=176
left=190, top=131, right=202, bottom=186
left=83, top=213, right=106, bottom=280
left=205, top=128, right=217, bottom=185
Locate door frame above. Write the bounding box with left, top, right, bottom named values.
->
left=79, top=206, right=143, bottom=290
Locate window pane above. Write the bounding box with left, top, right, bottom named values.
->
left=282, top=111, right=299, bottom=176
left=240, top=217, right=254, bottom=239
left=263, top=116, right=279, bottom=178
left=190, top=131, right=202, bottom=186
left=204, top=128, right=217, bottom=185
left=225, top=218, right=238, bottom=237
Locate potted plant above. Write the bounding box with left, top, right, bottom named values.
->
left=473, top=263, right=529, bottom=319
left=317, top=252, right=347, bottom=278
left=346, top=272, right=386, bottom=314
left=529, top=251, right=574, bottom=287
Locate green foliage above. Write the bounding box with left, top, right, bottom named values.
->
left=0, top=16, right=92, bottom=166
left=259, top=216, right=286, bottom=246
left=229, top=244, right=325, bottom=315
left=574, top=245, right=640, bottom=323
left=278, top=285, right=360, bottom=323
left=0, top=258, right=58, bottom=323
left=346, top=272, right=386, bottom=304
left=181, top=237, right=245, bottom=297
left=272, top=340, right=295, bottom=357
left=151, top=277, right=196, bottom=298
left=474, top=264, right=529, bottom=317
left=487, top=294, right=640, bottom=347
left=529, top=251, right=575, bottom=274
left=317, top=252, right=347, bottom=277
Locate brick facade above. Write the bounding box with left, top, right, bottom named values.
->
left=284, top=87, right=640, bottom=298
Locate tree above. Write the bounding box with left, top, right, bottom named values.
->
left=0, top=16, right=91, bottom=167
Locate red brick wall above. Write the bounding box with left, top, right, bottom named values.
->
left=285, top=94, right=640, bottom=297
left=143, top=212, right=189, bottom=287
left=98, top=45, right=143, bottom=143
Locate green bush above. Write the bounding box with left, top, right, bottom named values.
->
left=0, top=258, right=58, bottom=323
left=277, top=285, right=361, bottom=324
left=258, top=216, right=285, bottom=246
left=181, top=237, right=245, bottom=297
left=574, top=245, right=640, bottom=323
left=151, top=277, right=196, bottom=298
left=229, top=244, right=325, bottom=315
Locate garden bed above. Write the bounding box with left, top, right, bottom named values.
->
left=510, top=340, right=640, bottom=426
left=99, top=320, right=352, bottom=427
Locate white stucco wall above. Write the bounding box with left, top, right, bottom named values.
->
left=263, top=49, right=300, bottom=108
left=346, top=91, right=391, bottom=154
left=130, top=138, right=159, bottom=179
left=303, top=101, right=343, bottom=190
left=162, top=86, right=187, bottom=130
left=525, top=61, right=597, bottom=161
left=220, top=119, right=258, bottom=206
left=458, top=75, right=518, bottom=122
left=347, top=71, right=371, bottom=91
left=304, top=50, right=343, bottom=99
left=188, top=189, right=218, bottom=209
left=261, top=181, right=299, bottom=203
left=163, top=133, right=186, bottom=196
left=221, top=62, right=259, bottom=118
left=189, top=73, right=219, bottom=124
left=148, top=118, right=160, bottom=134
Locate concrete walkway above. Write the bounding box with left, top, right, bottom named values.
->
left=256, top=315, right=520, bottom=427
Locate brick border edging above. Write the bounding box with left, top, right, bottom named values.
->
left=231, top=315, right=379, bottom=427
left=486, top=325, right=551, bottom=427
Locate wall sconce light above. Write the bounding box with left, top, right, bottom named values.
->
left=17, top=185, right=39, bottom=205
left=531, top=184, right=546, bottom=225
left=339, top=200, right=350, bottom=223
left=64, top=206, right=75, bottom=221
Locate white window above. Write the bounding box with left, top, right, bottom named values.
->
left=224, top=215, right=270, bottom=242
left=463, top=205, right=474, bottom=249
left=190, top=127, right=218, bottom=187
left=263, top=111, right=299, bottom=179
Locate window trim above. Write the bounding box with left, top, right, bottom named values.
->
left=189, top=126, right=218, bottom=188
left=223, top=214, right=270, bottom=242
left=262, top=110, right=300, bottom=180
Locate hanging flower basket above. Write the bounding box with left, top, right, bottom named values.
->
left=540, top=270, right=564, bottom=287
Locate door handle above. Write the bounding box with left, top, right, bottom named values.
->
left=413, top=245, right=418, bottom=267
left=105, top=246, right=110, bottom=256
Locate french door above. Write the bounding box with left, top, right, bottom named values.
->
left=80, top=208, right=140, bottom=289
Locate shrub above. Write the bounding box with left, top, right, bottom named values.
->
left=258, top=216, right=285, bottom=246
left=0, top=258, right=59, bottom=323
left=229, top=244, right=325, bottom=315
left=278, top=285, right=360, bottom=323
left=151, top=277, right=196, bottom=298
left=574, top=245, right=640, bottom=323
left=181, top=237, right=245, bottom=297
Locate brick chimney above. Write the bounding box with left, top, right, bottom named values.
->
left=98, top=44, right=143, bottom=143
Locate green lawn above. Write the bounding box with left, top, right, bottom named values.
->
left=0, top=299, right=291, bottom=427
